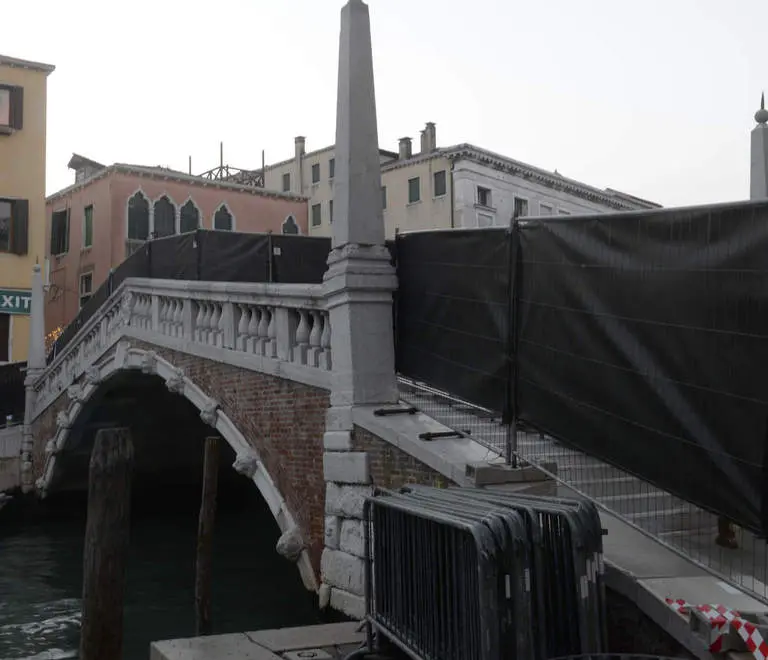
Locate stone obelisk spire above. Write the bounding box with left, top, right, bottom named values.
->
left=323, top=0, right=397, bottom=406
left=750, top=92, right=768, bottom=200
left=319, top=0, right=399, bottom=619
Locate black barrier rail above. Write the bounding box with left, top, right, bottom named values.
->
left=48, top=230, right=332, bottom=362
left=0, top=361, right=26, bottom=425
left=394, top=200, right=768, bottom=537
left=365, top=487, right=606, bottom=659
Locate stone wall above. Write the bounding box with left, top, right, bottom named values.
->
left=128, top=341, right=331, bottom=571
left=0, top=425, right=22, bottom=491
left=321, top=419, right=457, bottom=618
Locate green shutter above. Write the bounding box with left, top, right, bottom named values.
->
left=11, top=199, right=28, bottom=255
left=9, top=86, right=23, bottom=130
left=65, top=208, right=71, bottom=253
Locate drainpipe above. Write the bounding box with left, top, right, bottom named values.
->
left=449, top=161, right=456, bottom=229
left=21, top=263, right=46, bottom=493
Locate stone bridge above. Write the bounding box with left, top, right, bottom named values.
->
left=19, top=274, right=490, bottom=617
left=3, top=0, right=512, bottom=621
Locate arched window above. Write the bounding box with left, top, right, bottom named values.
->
left=180, top=200, right=200, bottom=233
left=282, top=215, right=299, bottom=235
left=127, top=191, right=149, bottom=240
left=213, top=204, right=233, bottom=231
left=153, top=196, right=176, bottom=238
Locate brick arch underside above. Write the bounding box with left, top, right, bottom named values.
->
left=32, top=339, right=329, bottom=592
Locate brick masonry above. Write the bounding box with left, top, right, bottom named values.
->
left=31, top=340, right=330, bottom=575
left=352, top=426, right=455, bottom=490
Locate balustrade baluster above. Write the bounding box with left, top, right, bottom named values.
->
left=237, top=305, right=249, bottom=351
left=247, top=306, right=260, bottom=353
left=255, top=307, right=268, bottom=356
left=174, top=299, right=184, bottom=338
left=295, top=309, right=310, bottom=365
left=266, top=307, right=277, bottom=358
left=195, top=302, right=206, bottom=343
left=308, top=311, right=322, bottom=368
left=209, top=304, right=222, bottom=347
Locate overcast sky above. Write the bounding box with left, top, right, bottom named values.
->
left=4, top=0, right=767, bottom=207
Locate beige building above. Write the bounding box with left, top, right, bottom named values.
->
left=263, top=122, right=659, bottom=238
left=0, top=54, right=55, bottom=363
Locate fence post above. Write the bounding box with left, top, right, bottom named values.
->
left=503, top=220, right=521, bottom=466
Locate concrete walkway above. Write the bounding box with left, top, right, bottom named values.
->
left=150, top=622, right=365, bottom=660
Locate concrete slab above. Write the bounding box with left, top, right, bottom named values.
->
left=642, top=575, right=768, bottom=614
left=150, top=632, right=280, bottom=660
left=246, top=622, right=365, bottom=653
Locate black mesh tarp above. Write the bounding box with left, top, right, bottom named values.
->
left=394, top=201, right=768, bottom=534
left=48, top=230, right=331, bottom=361
left=516, top=203, right=768, bottom=534
left=395, top=228, right=511, bottom=413
left=0, top=361, right=26, bottom=424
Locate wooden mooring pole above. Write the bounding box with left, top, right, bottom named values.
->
left=79, top=427, right=134, bottom=660
left=195, top=436, right=220, bottom=636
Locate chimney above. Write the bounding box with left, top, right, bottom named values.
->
left=424, top=122, right=437, bottom=152
left=294, top=136, right=306, bottom=195
left=295, top=136, right=306, bottom=158
left=398, top=137, right=412, bottom=160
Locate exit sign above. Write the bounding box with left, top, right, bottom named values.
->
left=0, top=289, right=31, bottom=315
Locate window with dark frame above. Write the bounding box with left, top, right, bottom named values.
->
left=180, top=200, right=200, bottom=233
left=381, top=186, right=387, bottom=210
left=0, top=199, right=29, bottom=255
left=433, top=170, right=447, bottom=197
left=83, top=205, right=93, bottom=248
left=214, top=205, right=233, bottom=231
left=282, top=173, right=291, bottom=192
left=558, top=209, right=571, bottom=216
left=408, top=177, right=420, bottom=204
left=329, top=158, right=335, bottom=179
left=329, top=200, right=334, bottom=224
left=0, top=314, right=9, bottom=362
left=153, top=196, right=176, bottom=238
left=540, top=203, right=552, bottom=216
left=127, top=192, right=150, bottom=240
left=311, top=163, right=320, bottom=184
left=282, top=215, right=299, bottom=234
left=0, top=85, right=23, bottom=131
left=0, top=201, right=11, bottom=252
left=477, top=186, right=492, bottom=208
left=311, top=203, right=322, bottom=227
left=51, top=209, right=70, bottom=256
left=513, top=197, right=529, bottom=218
left=79, top=272, right=93, bottom=309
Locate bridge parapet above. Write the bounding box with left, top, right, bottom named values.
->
left=32, top=278, right=332, bottom=420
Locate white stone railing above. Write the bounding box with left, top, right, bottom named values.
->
left=32, top=278, right=331, bottom=419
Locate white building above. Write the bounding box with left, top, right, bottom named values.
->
left=262, top=122, right=659, bottom=238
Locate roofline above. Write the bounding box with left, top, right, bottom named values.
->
left=0, top=54, right=55, bottom=75
left=264, top=145, right=399, bottom=171
left=46, top=163, right=310, bottom=205
left=444, top=143, right=660, bottom=211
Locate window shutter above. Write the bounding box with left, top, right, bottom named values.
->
left=11, top=199, right=28, bottom=255
left=9, top=87, right=23, bottom=130
left=65, top=208, right=71, bottom=253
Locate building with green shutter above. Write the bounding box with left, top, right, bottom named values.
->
left=0, top=54, right=55, bottom=363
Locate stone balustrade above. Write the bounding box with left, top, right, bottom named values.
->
left=32, top=278, right=331, bottom=419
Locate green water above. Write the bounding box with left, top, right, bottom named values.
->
left=0, top=485, right=323, bottom=659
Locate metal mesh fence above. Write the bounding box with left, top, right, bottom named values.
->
left=398, top=376, right=768, bottom=606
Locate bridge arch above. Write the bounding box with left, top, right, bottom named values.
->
left=36, top=341, right=318, bottom=591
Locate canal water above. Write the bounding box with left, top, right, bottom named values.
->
left=0, top=482, right=327, bottom=660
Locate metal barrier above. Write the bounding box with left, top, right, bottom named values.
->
left=398, top=377, right=768, bottom=607
left=365, top=486, right=606, bottom=660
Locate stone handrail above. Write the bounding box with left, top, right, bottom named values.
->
left=32, top=278, right=331, bottom=418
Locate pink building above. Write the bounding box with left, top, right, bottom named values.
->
left=45, top=155, right=308, bottom=335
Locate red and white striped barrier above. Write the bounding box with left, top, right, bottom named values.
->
left=665, top=597, right=768, bottom=657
